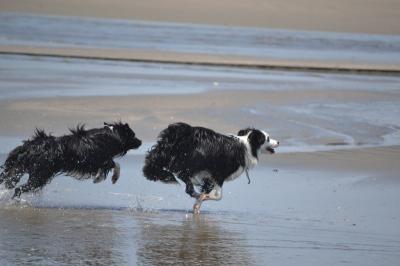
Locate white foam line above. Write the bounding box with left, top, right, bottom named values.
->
left=277, top=143, right=397, bottom=154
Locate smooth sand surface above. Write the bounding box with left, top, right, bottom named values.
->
left=0, top=89, right=397, bottom=141
left=1, top=0, right=400, bottom=35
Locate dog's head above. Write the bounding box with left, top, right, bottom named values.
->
left=237, top=128, right=279, bottom=157
left=104, top=122, right=142, bottom=149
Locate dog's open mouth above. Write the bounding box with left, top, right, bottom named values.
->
left=266, top=147, right=275, bottom=154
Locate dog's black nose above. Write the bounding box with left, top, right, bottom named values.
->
left=277, top=141, right=280, bottom=145
left=135, top=139, right=142, bottom=147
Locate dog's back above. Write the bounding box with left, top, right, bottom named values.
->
left=143, top=122, right=246, bottom=185
left=60, top=125, right=131, bottom=177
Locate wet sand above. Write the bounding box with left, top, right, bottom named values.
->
left=1, top=0, right=400, bottom=35
left=1, top=151, right=400, bottom=265
left=1, top=55, right=400, bottom=147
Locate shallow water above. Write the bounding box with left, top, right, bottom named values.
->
left=2, top=54, right=400, bottom=101
left=1, top=155, right=400, bottom=265
left=1, top=12, right=400, bottom=65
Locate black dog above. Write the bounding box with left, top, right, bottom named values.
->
left=0, top=122, right=141, bottom=198
left=142, top=122, right=279, bottom=213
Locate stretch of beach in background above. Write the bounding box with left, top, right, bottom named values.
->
left=1, top=12, right=400, bottom=72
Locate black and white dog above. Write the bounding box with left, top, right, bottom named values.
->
left=0, top=122, right=142, bottom=198
left=143, top=122, right=279, bottom=213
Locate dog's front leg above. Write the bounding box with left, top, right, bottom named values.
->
left=12, top=175, right=49, bottom=199
left=193, top=186, right=222, bottom=214
left=184, top=181, right=200, bottom=198
left=206, top=185, right=222, bottom=201
left=193, top=193, right=208, bottom=214
left=93, top=169, right=106, bottom=183
left=111, top=162, right=120, bottom=184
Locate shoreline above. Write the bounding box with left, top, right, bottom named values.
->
left=2, top=49, right=400, bottom=75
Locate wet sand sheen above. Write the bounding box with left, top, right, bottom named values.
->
left=1, top=55, right=400, bottom=150
left=1, top=88, right=400, bottom=149
left=1, top=150, right=400, bottom=265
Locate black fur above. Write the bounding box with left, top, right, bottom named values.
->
left=238, top=128, right=266, bottom=158
left=143, top=122, right=266, bottom=198
left=0, top=122, right=141, bottom=198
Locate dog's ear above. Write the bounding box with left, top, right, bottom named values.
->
left=237, top=128, right=251, bottom=136
left=248, top=130, right=266, bottom=147
left=104, top=122, right=114, bottom=131
left=237, top=129, right=246, bottom=136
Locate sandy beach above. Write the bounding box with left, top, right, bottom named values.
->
left=1, top=0, right=400, bottom=35
left=1, top=1, right=400, bottom=265
left=0, top=89, right=399, bottom=141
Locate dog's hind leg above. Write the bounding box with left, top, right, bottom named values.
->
left=0, top=170, right=5, bottom=185
left=0, top=168, right=24, bottom=189
left=111, top=162, right=120, bottom=184
left=193, top=185, right=223, bottom=214
left=93, top=169, right=107, bottom=184
left=93, top=160, right=117, bottom=184
left=183, top=179, right=200, bottom=199
left=142, top=161, right=177, bottom=183
left=12, top=174, right=50, bottom=199
left=177, top=170, right=200, bottom=199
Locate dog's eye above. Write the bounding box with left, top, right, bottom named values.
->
left=267, top=136, right=270, bottom=142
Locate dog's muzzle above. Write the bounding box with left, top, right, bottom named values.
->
left=131, top=138, right=142, bottom=148
left=266, top=147, right=275, bottom=154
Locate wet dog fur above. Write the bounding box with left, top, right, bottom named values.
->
left=142, top=122, right=279, bottom=213
left=0, top=122, right=141, bottom=198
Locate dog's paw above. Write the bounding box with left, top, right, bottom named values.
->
left=93, top=170, right=107, bottom=183
left=111, top=174, right=119, bottom=184
left=193, top=203, right=201, bottom=215
left=93, top=176, right=105, bottom=183
left=12, top=187, right=21, bottom=199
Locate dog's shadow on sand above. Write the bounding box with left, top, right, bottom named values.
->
left=134, top=211, right=254, bottom=265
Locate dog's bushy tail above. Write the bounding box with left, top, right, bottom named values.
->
left=0, top=129, right=53, bottom=187
left=0, top=145, right=26, bottom=187
left=0, top=167, right=6, bottom=185
left=143, top=123, right=192, bottom=184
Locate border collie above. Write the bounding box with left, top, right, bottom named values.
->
left=0, top=122, right=142, bottom=198
left=142, top=122, right=279, bottom=214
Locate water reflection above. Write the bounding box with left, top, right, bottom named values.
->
left=0, top=208, right=126, bottom=265
left=135, top=213, right=254, bottom=265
